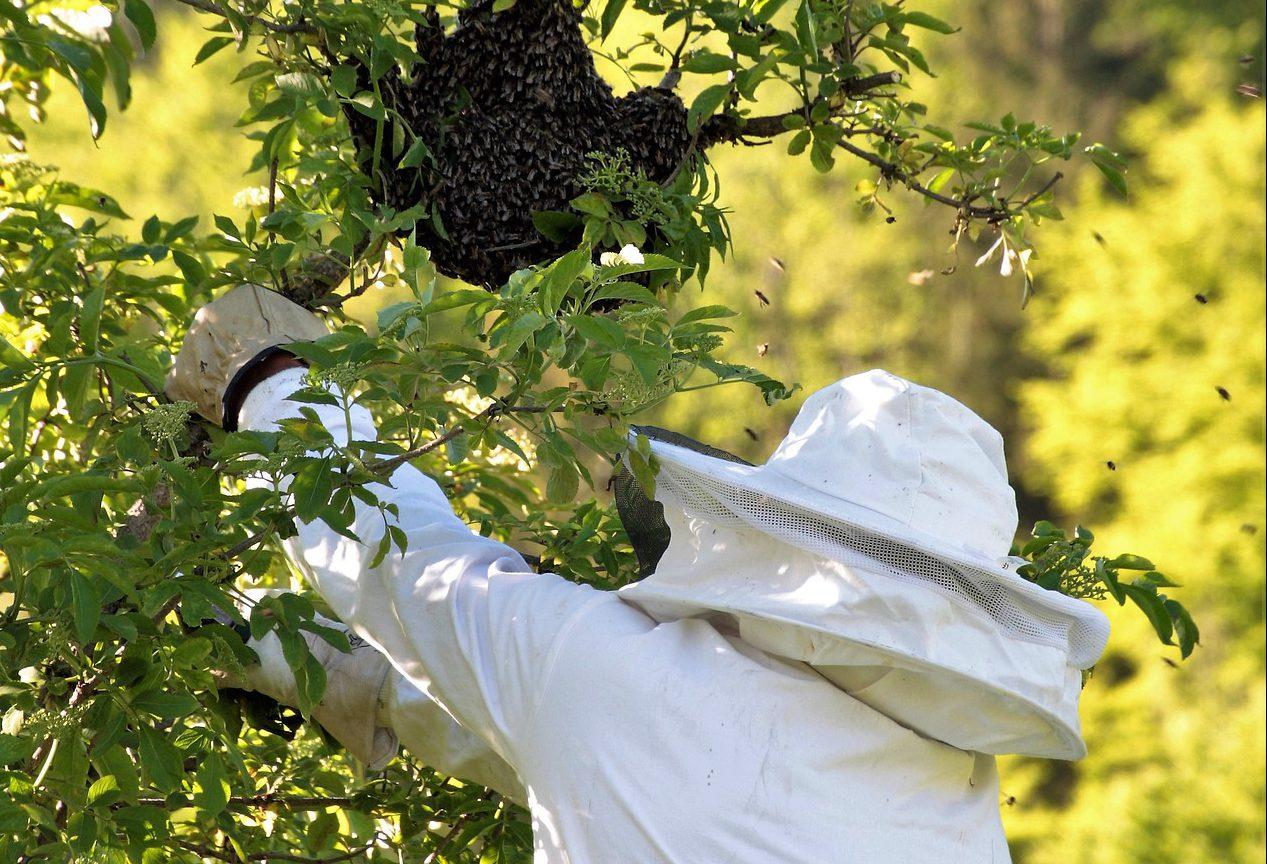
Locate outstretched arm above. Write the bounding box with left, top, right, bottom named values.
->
left=238, top=365, right=610, bottom=774
left=233, top=590, right=526, bottom=803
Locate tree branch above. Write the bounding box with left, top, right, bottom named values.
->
left=834, top=138, right=1061, bottom=222
left=170, top=0, right=316, bottom=34
left=365, top=402, right=550, bottom=477
left=145, top=794, right=371, bottom=810
left=423, top=791, right=496, bottom=864
left=174, top=836, right=382, bottom=863
left=701, top=72, right=901, bottom=144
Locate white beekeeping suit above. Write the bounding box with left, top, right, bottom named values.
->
left=171, top=287, right=1109, bottom=864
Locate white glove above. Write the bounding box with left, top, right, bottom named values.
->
left=231, top=589, right=399, bottom=770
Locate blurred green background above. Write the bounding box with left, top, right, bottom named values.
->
left=27, top=1, right=1265, bottom=861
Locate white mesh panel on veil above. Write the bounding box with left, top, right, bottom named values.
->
left=653, top=459, right=1108, bottom=669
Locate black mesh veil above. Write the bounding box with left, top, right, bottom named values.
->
left=614, top=425, right=753, bottom=578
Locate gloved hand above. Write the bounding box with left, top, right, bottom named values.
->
left=166, top=284, right=329, bottom=429
left=218, top=590, right=400, bottom=770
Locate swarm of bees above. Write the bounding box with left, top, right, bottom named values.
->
left=346, top=0, right=691, bottom=287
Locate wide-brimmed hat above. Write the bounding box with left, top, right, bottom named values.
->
left=618, top=370, right=1110, bottom=759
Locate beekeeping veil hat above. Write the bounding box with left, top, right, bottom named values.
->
left=614, top=370, right=1110, bottom=760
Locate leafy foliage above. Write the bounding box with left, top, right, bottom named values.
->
left=1016, top=522, right=1198, bottom=658
left=0, top=1, right=1207, bottom=862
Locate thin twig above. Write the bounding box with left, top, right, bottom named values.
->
left=175, top=836, right=382, bottom=863
left=268, top=158, right=279, bottom=216
left=366, top=402, right=551, bottom=476
left=170, top=0, right=316, bottom=34
left=224, top=525, right=274, bottom=559
left=423, top=792, right=496, bottom=864
left=145, top=794, right=358, bottom=809
left=833, top=138, right=1061, bottom=221
left=701, top=72, right=901, bottom=144
left=1018, top=171, right=1064, bottom=206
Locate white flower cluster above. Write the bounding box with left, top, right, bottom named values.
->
left=233, top=186, right=271, bottom=209
left=975, top=234, right=1033, bottom=278
left=599, top=244, right=644, bottom=267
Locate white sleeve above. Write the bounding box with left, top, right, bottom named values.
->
left=239, top=368, right=608, bottom=770
left=384, top=672, right=527, bottom=805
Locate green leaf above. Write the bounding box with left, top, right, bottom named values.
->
left=171, top=637, right=213, bottom=667
left=546, top=462, right=580, bottom=503
left=676, top=304, right=737, bottom=325
left=570, top=314, right=625, bottom=349
left=688, top=84, right=732, bottom=131
left=532, top=210, right=582, bottom=243
left=927, top=167, right=956, bottom=194
left=292, top=457, right=334, bottom=522
left=590, top=282, right=658, bottom=305
left=626, top=435, right=658, bottom=501
left=278, top=630, right=326, bottom=713
left=1122, top=583, right=1174, bottom=646
left=276, top=71, right=325, bottom=99
left=69, top=571, right=102, bottom=645
left=539, top=248, right=591, bottom=315
left=1139, top=570, right=1180, bottom=588
left=6, top=379, right=36, bottom=454
left=172, top=250, right=207, bottom=287
left=48, top=184, right=130, bottom=219
left=194, top=36, right=235, bottom=66
left=0, top=733, right=35, bottom=766
left=1086, top=144, right=1128, bottom=196
left=75, top=75, right=108, bottom=140
left=1164, top=598, right=1200, bottom=659
left=600, top=0, right=627, bottom=39
left=36, top=473, right=141, bottom=501
left=330, top=64, right=358, bottom=97
left=80, top=284, right=105, bottom=351
left=195, top=754, right=230, bottom=817
left=682, top=51, right=737, bottom=74
left=787, top=129, right=811, bottom=156
left=48, top=37, right=93, bottom=74
left=0, top=800, right=25, bottom=835
left=1095, top=558, right=1126, bottom=604
left=902, top=11, right=957, bottom=34
left=496, top=310, right=549, bottom=358
left=124, top=0, right=157, bottom=49
left=1091, top=160, right=1128, bottom=196
left=1108, top=553, right=1154, bottom=571
left=86, top=775, right=121, bottom=808
left=594, top=253, right=683, bottom=279
left=398, top=137, right=432, bottom=169
left=137, top=725, right=183, bottom=793
left=754, top=0, right=793, bottom=24
left=0, top=334, right=34, bottom=371
left=347, top=91, right=385, bottom=120
left=131, top=691, right=199, bottom=719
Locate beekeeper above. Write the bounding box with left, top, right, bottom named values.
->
left=169, top=285, right=1110, bottom=863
